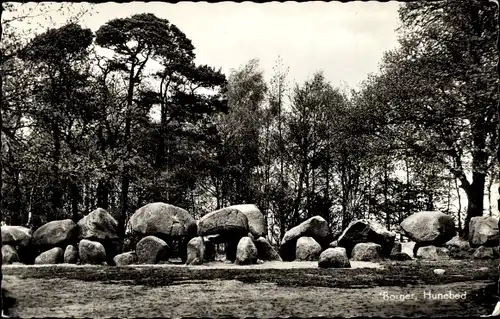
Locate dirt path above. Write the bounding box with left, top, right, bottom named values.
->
left=2, top=274, right=495, bottom=318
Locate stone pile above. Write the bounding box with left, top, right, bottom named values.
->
left=3, top=204, right=498, bottom=269
left=125, top=202, right=198, bottom=265
left=187, top=204, right=279, bottom=266
left=400, top=211, right=455, bottom=260
left=2, top=208, right=119, bottom=266
left=280, top=216, right=330, bottom=261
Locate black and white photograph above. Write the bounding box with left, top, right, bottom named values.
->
left=1, top=0, right=500, bottom=317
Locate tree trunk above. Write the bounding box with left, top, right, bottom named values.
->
left=455, top=177, right=462, bottom=233
left=384, top=161, right=390, bottom=231
left=96, top=124, right=109, bottom=210
left=97, top=179, right=110, bottom=209
left=50, top=123, right=62, bottom=221
left=119, top=64, right=136, bottom=238
left=488, top=175, right=494, bottom=216
left=305, top=164, right=310, bottom=219
left=324, top=158, right=331, bottom=225
left=293, top=159, right=307, bottom=226
left=84, top=182, right=90, bottom=213
left=406, top=158, right=411, bottom=218
left=341, top=163, right=349, bottom=230
left=461, top=172, right=486, bottom=239
left=367, top=167, right=372, bottom=220
left=9, top=170, right=22, bottom=225
left=70, top=180, right=79, bottom=222
left=119, top=175, right=129, bottom=237
left=426, top=193, right=434, bottom=211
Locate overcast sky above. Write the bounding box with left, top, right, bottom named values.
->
left=89, top=2, right=402, bottom=89
left=8, top=2, right=402, bottom=90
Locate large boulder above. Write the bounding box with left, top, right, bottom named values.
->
left=416, top=245, right=449, bottom=260
left=446, top=236, right=471, bottom=250
left=35, top=247, right=64, bottom=264
left=318, top=247, right=351, bottom=268
left=198, top=207, right=250, bottom=262
left=228, top=204, right=266, bottom=238
left=113, top=252, right=138, bottom=266
left=78, top=208, right=118, bottom=241
left=2, top=245, right=20, bottom=264
left=1, top=226, right=32, bottom=247
left=186, top=237, right=205, bottom=265
left=79, top=239, right=107, bottom=265
left=351, top=242, right=382, bottom=261
left=198, top=207, right=249, bottom=238
left=337, top=219, right=396, bottom=258
left=473, top=246, right=498, bottom=259
left=254, top=237, right=282, bottom=261
left=64, top=245, right=78, bottom=264
left=469, top=216, right=499, bottom=247
left=401, top=242, right=416, bottom=258
left=235, top=236, right=258, bottom=265
left=445, top=236, right=475, bottom=259
left=33, top=219, right=77, bottom=249
left=78, top=208, right=120, bottom=265
left=2, top=226, right=37, bottom=264
left=136, top=235, right=169, bottom=264
left=280, top=216, right=330, bottom=261
left=128, top=202, right=197, bottom=239
left=295, top=236, right=322, bottom=261
left=400, top=211, right=455, bottom=246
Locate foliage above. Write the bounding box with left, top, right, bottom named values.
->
left=1, top=2, right=495, bottom=247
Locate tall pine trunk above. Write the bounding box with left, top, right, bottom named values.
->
left=118, top=65, right=135, bottom=238
left=459, top=112, right=488, bottom=238
left=50, top=123, right=62, bottom=221
left=97, top=125, right=109, bottom=209
left=455, top=177, right=462, bottom=232
left=341, top=162, right=349, bottom=230
left=384, top=160, right=390, bottom=231
left=97, top=180, right=110, bottom=209
left=293, top=160, right=307, bottom=226
left=461, top=172, right=486, bottom=238
left=70, top=180, right=79, bottom=222
left=488, top=175, right=494, bottom=216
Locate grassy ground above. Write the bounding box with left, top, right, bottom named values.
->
left=2, top=259, right=499, bottom=318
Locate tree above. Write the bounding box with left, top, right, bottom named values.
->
left=213, top=59, right=267, bottom=208
left=1, top=1, right=94, bottom=311
left=356, top=0, right=498, bottom=238
left=287, top=72, right=350, bottom=227
left=267, top=56, right=291, bottom=240
left=19, top=23, right=94, bottom=222
left=95, top=13, right=178, bottom=236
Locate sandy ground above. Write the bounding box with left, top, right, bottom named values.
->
left=2, top=260, right=383, bottom=270
left=2, top=260, right=497, bottom=317
left=134, top=260, right=384, bottom=269
left=2, top=274, right=494, bottom=318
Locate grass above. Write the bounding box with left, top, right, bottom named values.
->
left=2, top=259, right=499, bottom=318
